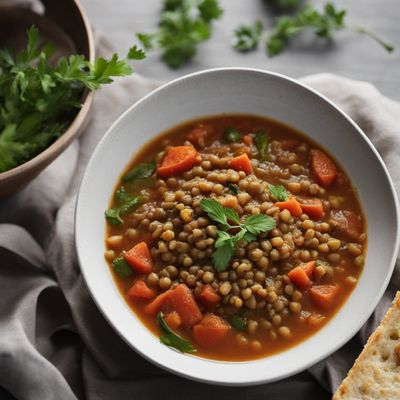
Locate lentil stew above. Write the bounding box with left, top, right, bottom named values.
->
left=104, top=114, right=367, bottom=361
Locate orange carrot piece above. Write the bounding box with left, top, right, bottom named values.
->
left=187, top=126, right=208, bottom=146
left=301, top=261, right=316, bottom=277
left=309, top=285, right=339, bottom=309
left=193, top=314, right=230, bottom=348
left=144, top=290, right=172, bottom=315
left=243, top=135, right=253, bottom=145
left=164, top=311, right=182, bottom=331
left=230, top=153, right=253, bottom=175
left=288, top=266, right=311, bottom=289
left=299, top=198, right=324, bottom=220
left=310, top=149, right=337, bottom=187
left=124, top=242, right=153, bottom=274
left=199, top=284, right=221, bottom=305
left=157, top=146, right=198, bottom=178
left=127, top=280, right=156, bottom=300
left=275, top=197, right=303, bottom=217
left=164, top=284, right=202, bottom=327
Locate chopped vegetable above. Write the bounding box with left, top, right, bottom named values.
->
left=112, top=256, right=133, bottom=278
left=299, top=198, right=324, bottom=219
left=254, top=130, right=270, bottom=161
left=199, top=284, right=221, bottom=305
left=187, top=126, right=208, bottom=146
left=242, top=135, right=253, bottom=146
left=144, top=290, right=172, bottom=315
left=105, top=187, right=142, bottom=225
left=157, top=145, right=198, bottom=178
left=228, top=183, right=239, bottom=195
left=269, top=184, right=288, bottom=202
left=233, top=21, right=264, bottom=52
left=223, top=127, right=241, bottom=143
left=309, top=284, right=339, bottom=309
left=158, top=312, right=196, bottom=353
left=310, top=149, right=337, bottom=187
left=193, top=314, right=230, bottom=348
left=331, top=210, right=362, bottom=241
left=122, top=162, right=156, bottom=182
left=164, top=311, right=182, bottom=331
left=164, top=284, right=202, bottom=327
left=0, top=26, right=142, bottom=173
left=136, top=0, right=223, bottom=69
left=227, top=311, right=247, bottom=331
left=200, top=198, right=276, bottom=271
left=288, top=266, right=311, bottom=289
left=301, top=261, right=316, bottom=277
left=124, top=242, right=153, bottom=274
left=127, top=280, right=156, bottom=300
left=230, top=153, right=253, bottom=175
left=275, top=196, right=303, bottom=217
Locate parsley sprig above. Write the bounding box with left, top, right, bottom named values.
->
left=200, top=198, right=276, bottom=271
left=137, top=0, right=223, bottom=69
left=233, top=3, right=394, bottom=57
left=269, top=184, right=288, bottom=201
left=0, top=26, right=145, bottom=173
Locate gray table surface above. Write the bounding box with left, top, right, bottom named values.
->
left=81, top=0, right=399, bottom=100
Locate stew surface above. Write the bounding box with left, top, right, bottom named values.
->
left=105, top=114, right=367, bottom=361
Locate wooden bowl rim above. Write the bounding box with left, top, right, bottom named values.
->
left=0, top=0, right=95, bottom=182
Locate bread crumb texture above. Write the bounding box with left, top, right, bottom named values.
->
left=333, top=292, right=400, bottom=400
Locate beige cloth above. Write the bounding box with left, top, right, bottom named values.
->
left=1, top=36, right=399, bottom=400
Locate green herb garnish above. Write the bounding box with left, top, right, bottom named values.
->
left=112, top=255, right=132, bottom=278
left=233, top=21, right=264, bottom=52
left=0, top=26, right=144, bottom=173
left=105, top=187, right=142, bottom=225
left=269, top=184, right=288, bottom=201
left=264, top=0, right=302, bottom=11
left=255, top=130, right=270, bottom=162
left=158, top=312, right=197, bottom=353
left=200, top=198, right=276, bottom=271
left=228, top=311, right=247, bottom=331
left=228, top=183, right=239, bottom=195
left=223, top=127, right=241, bottom=143
left=136, top=0, right=223, bottom=69
left=122, top=161, right=156, bottom=182
left=232, top=3, right=394, bottom=58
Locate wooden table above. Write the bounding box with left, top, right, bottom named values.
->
left=81, top=0, right=399, bottom=100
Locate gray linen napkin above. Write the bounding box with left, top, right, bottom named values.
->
left=1, top=36, right=399, bottom=400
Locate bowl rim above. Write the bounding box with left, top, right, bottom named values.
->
left=0, top=0, right=95, bottom=182
left=75, top=67, right=400, bottom=386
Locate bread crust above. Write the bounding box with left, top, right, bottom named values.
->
left=333, top=292, right=400, bottom=400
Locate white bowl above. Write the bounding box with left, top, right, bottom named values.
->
left=75, top=68, right=399, bottom=386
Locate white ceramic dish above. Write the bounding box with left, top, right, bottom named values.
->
left=75, top=68, right=399, bottom=386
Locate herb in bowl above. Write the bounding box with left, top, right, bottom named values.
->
left=0, top=26, right=145, bottom=173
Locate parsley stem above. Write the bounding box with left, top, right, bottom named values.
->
left=349, top=26, right=395, bottom=53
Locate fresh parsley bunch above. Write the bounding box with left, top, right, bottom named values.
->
left=0, top=26, right=145, bottom=173
left=137, top=0, right=223, bottom=69
left=233, top=2, right=394, bottom=57
left=200, top=198, right=276, bottom=271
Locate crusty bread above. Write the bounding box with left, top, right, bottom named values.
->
left=333, top=292, right=400, bottom=400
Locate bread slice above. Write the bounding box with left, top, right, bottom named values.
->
left=333, top=292, right=400, bottom=400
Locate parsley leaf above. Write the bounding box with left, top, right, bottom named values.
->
left=112, top=256, right=132, bottom=278
left=228, top=183, right=239, bottom=195
left=136, top=0, right=223, bottom=69
left=255, top=130, right=270, bottom=162
left=200, top=198, right=276, bottom=271
left=127, top=45, right=146, bottom=60
left=233, top=21, right=263, bottom=52
left=122, top=162, right=156, bottom=182
left=269, top=184, right=288, bottom=201
left=105, top=187, right=142, bottom=225
left=158, top=312, right=196, bottom=353
left=228, top=311, right=247, bottom=331
left=223, top=127, right=241, bottom=143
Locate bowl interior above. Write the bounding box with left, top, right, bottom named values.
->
left=76, top=68, right=399, bottom=385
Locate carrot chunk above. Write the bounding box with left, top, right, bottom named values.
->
left=288, top=266, right=311, bottom=289
left=301, top=261, right=316, bottom=277
left=164, top=284, right=202, bottom=327
left=310, top=149, right=337, bottom=187
left=230, top=153, right=253, bottom=175
left=157, top=146, right=198, bottom=178
left=275, top=197, right=303, bottom=217
left=124, top=242, right=153, bottom=274
left=193, top=314, right=230, bottom=348
left=187, top=126, right=208, bottom=147
left=309, top=285, right=339, bottom=309
left=144, top=290, right=172, bottom=315
left=127, top=280, right=156, bottom=300
left=298, top=198, right=324, bottom=220
left=243, top=135, right=253, bottom=145
left=331, top=210, right=363, bottom=241
left=199, top=284, right=221, bottom=305
left=164, top=311, right=182, bottom=331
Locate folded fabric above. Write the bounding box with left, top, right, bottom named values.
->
left=0, top=35, right=399, bottom=400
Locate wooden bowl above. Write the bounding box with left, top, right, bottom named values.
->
left=0, top=0, right=94, bottom=196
